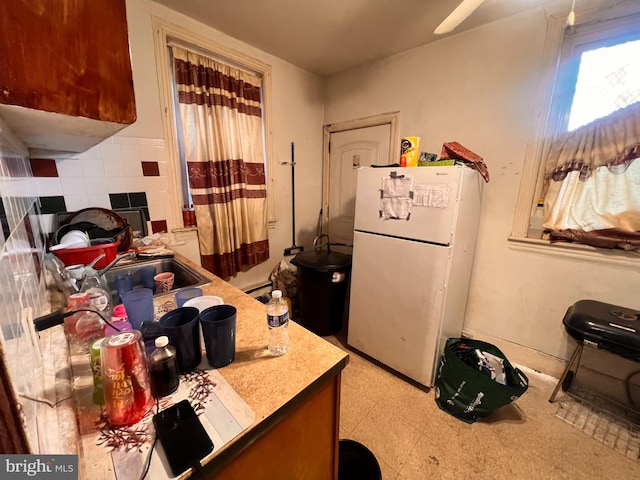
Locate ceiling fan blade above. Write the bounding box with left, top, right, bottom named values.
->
left=434, top=0, right=486, bottom=35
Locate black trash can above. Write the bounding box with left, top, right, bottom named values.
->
left=338, top=440, right=381, bottom=480
left=291, top=247, right=351, bottom=336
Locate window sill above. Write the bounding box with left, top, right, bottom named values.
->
left=172, top=227, right=198, bottom=233
left=507, top=236, right=640, bottom=268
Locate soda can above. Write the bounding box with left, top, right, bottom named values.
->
left=101, top=330, right=153, bottom=426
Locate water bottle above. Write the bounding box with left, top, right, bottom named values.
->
left=148, top=336, right=180, bottom=398
left=74, top=311, right=105, bottom=353
left=267, top=290, right=290, bottom=356
left=80, top=267, right=112, bottom=318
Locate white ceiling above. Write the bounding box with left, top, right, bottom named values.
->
left=153, top=0, right=569, bottom=76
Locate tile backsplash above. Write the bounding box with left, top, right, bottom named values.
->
left=0, top=132, right=175, bottom=453
left=32, top=136, right=173, bottom=236
left=0, top=124, right=50, bottom=452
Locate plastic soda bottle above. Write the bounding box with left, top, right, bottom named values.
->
left=148, top=336, right=180, bottom=398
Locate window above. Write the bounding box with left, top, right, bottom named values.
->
left=513, top=8, right=640, bottom=253
left=153, top=18, right=275, bottom=226
left=568, top=39, right=640, bottom=131
left=152, top=18, right=275, bottom=278
left=554, top=17, right=640, bottom=134
left=168, top=45, right=268, bottom=212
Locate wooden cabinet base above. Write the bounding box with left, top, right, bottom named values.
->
left=210, top=375, right=341, bottom=479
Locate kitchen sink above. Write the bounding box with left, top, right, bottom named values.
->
left=103, top=257, right=209, bottom=301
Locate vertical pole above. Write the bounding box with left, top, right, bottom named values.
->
left=291, top=142, right=296, bottom=247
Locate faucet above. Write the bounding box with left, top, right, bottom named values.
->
left=97, top=251, right=137, bottom=277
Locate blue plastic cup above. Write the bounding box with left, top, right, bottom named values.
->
left=199, top=305, right=236, bottom=368
left=138, top=265, right=157, bottom=292
left=175, top=287, right=203, bottom=308
left=159, top=307, right=202, bottom=372
left=121, top=288, right=155, bottom=330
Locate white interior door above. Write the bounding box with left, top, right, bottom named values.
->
left=327, top=124, right=391, bottom=247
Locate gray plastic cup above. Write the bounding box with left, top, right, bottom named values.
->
left=175, top=287, right=203, bottom=308
left=115, top=273, right=134, bottom=301
left=138, top=265, right=157, bottom=292
left=121, top=288, right=154, bottom=330
left=199, top=305, right=236, bottom=368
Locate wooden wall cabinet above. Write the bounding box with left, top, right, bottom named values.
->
left=0, top=0, right=137, bottom=157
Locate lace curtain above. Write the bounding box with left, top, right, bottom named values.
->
left=172, top=46, right=269, bottom=278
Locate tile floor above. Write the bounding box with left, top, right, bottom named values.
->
left=326, top=333, right=640, bottom=480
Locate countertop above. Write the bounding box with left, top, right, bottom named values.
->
left=72, top=253, right=349, bottom=478
left=175, top=255, right=349, bottom=475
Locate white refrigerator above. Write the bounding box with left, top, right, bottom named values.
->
left=347, top=165, right=483, bottom=387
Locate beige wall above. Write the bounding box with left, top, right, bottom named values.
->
left=323, top=7, right=640, bottom=363
left=118, top=0, right=326, bottom=291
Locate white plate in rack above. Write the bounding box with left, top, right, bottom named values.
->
left=183, top=295, right=224, bottom=311
left=184, top=295, right=225, bottom=354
